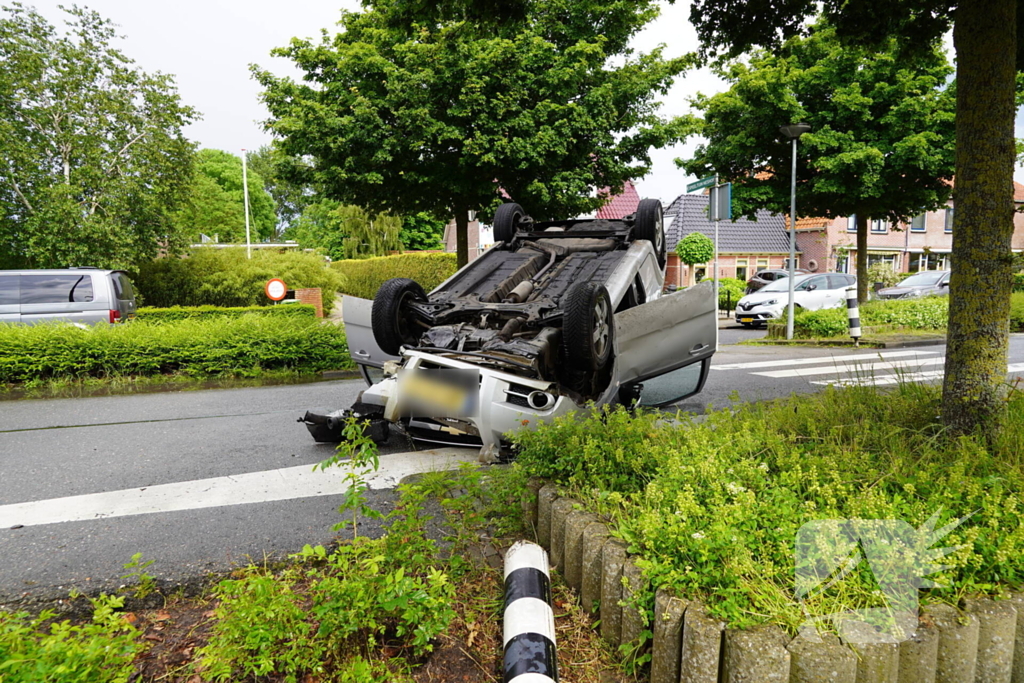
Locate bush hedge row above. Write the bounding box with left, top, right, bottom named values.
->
left=135, top=304, right=317, bottom=323
left=511, top=383, right=1024, bottom=630
left=784, top=293, right=1024, bottom=338
left=0, top=315, right=353, bottom=384
left=332, top=252, right=457, bottom=299
left=132, top=249, right=344, bottom=313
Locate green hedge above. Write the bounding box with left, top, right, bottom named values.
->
left=136, top=304, right=317, bottom=323
left=716, top=277, right=746, bottom=309
left=333, top=252, right=457, bottom=299
left=785, top=293, right=1024, bottom=338
left=133, top=248, right=344, bottom=313
left=1014, top=272, right=1024, bottom=293
left=0, top=315, right=353, bottom=384
left=511, top=384, right=1024, bottom=631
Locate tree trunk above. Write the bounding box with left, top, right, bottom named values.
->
left=454, top=207, right=470, bottom=268
left=855, top=214, right=869, bottom=304
left=942, top=0, right=1017, bottom=436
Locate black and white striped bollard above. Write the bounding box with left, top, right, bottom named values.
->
left=503, top=541, right=558, bottom=683
left=846, top=287, right=861, bottom=346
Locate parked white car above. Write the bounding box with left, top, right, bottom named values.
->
left=735, top=273, right=856, bottom=327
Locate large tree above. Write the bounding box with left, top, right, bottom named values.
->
left=286, top=201, right=403, bottom=261
left=175, top=149, right=277, bottom=243
left=685, top=0, right=1019, bottom=437
left=244, top=145, right=312, bottom=232
left=678, top=21, right=956, bottom=303
left=0, top=4, right=197, bottom=270
left=253, top=0, right=687, bottom=266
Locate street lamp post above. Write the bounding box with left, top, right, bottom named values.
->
left=779, top=123, right=811, bottom=340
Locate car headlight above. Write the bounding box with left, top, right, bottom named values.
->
left=903, top=290, right=922, bottom=298
left=761, top=299, right=778, bottom=306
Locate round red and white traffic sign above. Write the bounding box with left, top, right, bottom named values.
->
left=265, top=278, right=287, bottom=301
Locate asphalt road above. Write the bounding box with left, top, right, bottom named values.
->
left=2, top=328, right=1023, bottom=606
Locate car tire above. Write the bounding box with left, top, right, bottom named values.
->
left=633, top=198, right=666, bottom=269
left=372, top=278, right=427, bottom=355
left=493, top=202, right=526, bottom=244
left=563, top=281, right=614, bottom=372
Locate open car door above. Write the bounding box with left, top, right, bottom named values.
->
left=341, top=295, right=400, bottom=385
left=610, top=280, right=717, bottom=406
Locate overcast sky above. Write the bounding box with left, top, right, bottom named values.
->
left=24, top=1, right=1024, bottom=205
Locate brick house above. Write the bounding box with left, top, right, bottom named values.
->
left=664, top=194, right=796, bottom=287
left=793, top=182, right=1024, bottom=275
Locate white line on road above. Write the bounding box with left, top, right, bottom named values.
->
left=810, top=362, right=1024, bottom=387
left=752, top=357, right=946, bottom=379
left=711, top=350, right=939, bottom=371
left=0, top=448, right=477, bottom=529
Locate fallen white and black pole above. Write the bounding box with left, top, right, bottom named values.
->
left=847, top=286, right=861, bottom=346
left=503, top=541, right=558, bottom=683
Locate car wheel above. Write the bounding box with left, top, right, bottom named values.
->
left=563, top=281, right=614, bottom=372
left=372, top=278, right=427, bottom=355
left=633, top=198, right=666, bottom=269
left=493, top=202, right=526, bottom=244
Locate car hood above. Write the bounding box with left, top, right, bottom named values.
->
left=737, top=291, right=787, bottom=307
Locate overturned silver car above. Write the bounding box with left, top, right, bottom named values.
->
left=301, top=200, right=717, bottom=460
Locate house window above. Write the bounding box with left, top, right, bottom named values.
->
left=834, top=253, right=849, bottom=274
left=756, top=258, right=769, bottom=269
left=910, top=214, right=926, bottom=232
left=870, top=219, right=887, bottom=234
left=944, top=207, right=954, bottom=233
left=918, top=252, right=950, bottom=271
left=847, top=215, right=857, bottom=232
left=735, top=258, right=749, bottom=282
left=782, top=257, right=800, bottom=270
left=694, top=267, right=707, bottom=283
left=867, top=253, right=898, bottom=270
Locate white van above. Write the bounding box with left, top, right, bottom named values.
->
left=0, top=268, right=138, bottom=325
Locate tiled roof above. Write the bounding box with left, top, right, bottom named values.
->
left=666, top=194, right=795, bottom=254
left=786, top=216, right=830, bottom=231
left=596, top=181, right=641, bottom=219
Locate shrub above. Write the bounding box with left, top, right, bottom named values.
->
left=1014, top=272, right=1024, bottom=293
left=132, top=248, right=344, bottom=313
left=0, top=594, right=142, bottom=682
left=511, top=384, right=1024, bottom=632
left=866, top=262, right=902, bottom=288
left=136, top=304, right=316, bottom=323
left=1011, top=292, right=1024, bottom=332
left=675, top=232, right=715, bottom=266
left=789, top=296, right=950, bottom=338
left=333, top=252, right=457, bottom=299
left=0, top=315, right=353, bottom=384
left=716, top=277, right=746, bottom=310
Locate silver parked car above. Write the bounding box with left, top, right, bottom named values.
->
left=875, top=270, right=950, bottom=300
left=301, top=200, right=718, bottom=460
left=0, top=268, right=138, bottom=325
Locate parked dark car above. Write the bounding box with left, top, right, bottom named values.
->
left=874, top=270, right=950, bottom=300
left=745, top=268, right=809, bottom=294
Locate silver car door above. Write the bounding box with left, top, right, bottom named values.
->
left=342, top=295, right=400, bottom=370
left=0, top=274, right=18, bottom=323
left=611, top=279, right=716, bottom=389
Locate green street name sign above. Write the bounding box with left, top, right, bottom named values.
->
left=686, top=175, right=716, bottom=192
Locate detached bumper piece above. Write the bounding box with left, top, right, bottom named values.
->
left=298, top=402, right=390, bottom=444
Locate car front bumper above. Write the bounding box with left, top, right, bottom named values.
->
left=734, top=306, right=783, bottom=323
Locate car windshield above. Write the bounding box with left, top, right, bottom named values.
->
left=759, top=276, right=810, bottom=293
left=898, top=271, right=945, bottom=287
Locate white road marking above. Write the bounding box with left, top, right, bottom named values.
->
left=753, top=357, right=946, bottom=379
left=711, top=350, right=939, bottom=371
left=0, top=448, right=476, bottom=529
left=811, top=362, right=1024, bottom=387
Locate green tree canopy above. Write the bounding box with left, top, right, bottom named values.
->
left=399, top=212, right=446, bottom=251
left=244, top=145, right=312, bottom=231
left=175, top=149, right=277, bottom=243
left=253, top=0, right=688, bottom=266
left=683, top=0, right=1019, bottom=437
left=286, top=201, right=403, bottom=261
left=0, top=3, right=197, bottom=270
left=677, top=20, right=956, bottom=303
left=676, top=232, right=715, bottom=266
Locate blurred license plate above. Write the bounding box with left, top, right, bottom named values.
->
left=740, top=317, right=754, bottom=323
left=398, top=368, right=478, bottom=417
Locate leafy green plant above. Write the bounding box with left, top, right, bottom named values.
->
left=865, top=262, right=903, bottom=288
left=132, top=248, right=344, bottom=313
left=1011, top=292, right=1024, bottom=332
left=675, top=232, right=715, bottom=266
left=332, top=253, right=457, bottom=299
left=121, top=553, right=157, bottom=600
left=716, top=277, right=747, bottom=309
left=787, top=295, right=952, bottom=338
left=0, top=315, right=353, bottom=385
left=510, top=384, right=1024, bottom=632
left=0, top=594, right=142, bottom=682
left=135, top=304, right=316, bottom=323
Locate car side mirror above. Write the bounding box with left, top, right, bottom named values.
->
left=940, top=281, right=949, bottom=287
left=806, top=284, right=817, bottom=291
